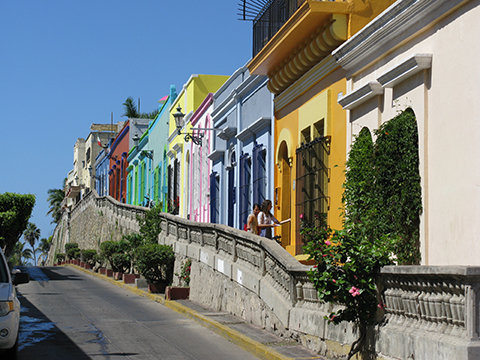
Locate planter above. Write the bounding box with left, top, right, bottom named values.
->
left=99, top=268, right=107, bottom=275
left=148, top=281, right=167, bottom=294
left=84, top=263, right=91, bottom=270
left=165, top=286, right=189, bottom=300
left=80, top=262, right=86, bottom=268
left=123, top=274, right=140, bottom=284
left=113, top=272, right=123, bottom=280
left=106, top=269, right=113, bottom=277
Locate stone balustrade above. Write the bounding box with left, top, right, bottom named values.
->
left=49, top=190, right=480, bottom=359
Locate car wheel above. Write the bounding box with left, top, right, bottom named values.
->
left=3, top=336, right=19, bottom=360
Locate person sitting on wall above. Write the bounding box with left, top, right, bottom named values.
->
left=246, top=203, right=261, bottom=235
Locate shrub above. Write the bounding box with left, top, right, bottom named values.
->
left=80, top=249, right=97, bottom=267
left=100, top=240, right=130, bottom=272
left=134, top=244, right=174, bottom=284
left=137, top=204, right=162, bottom=245
left=65, top=243, right=80, bottom=260
left=111, top=253, right=130, bottom=273
left=55, top=253, right=66, bottom=262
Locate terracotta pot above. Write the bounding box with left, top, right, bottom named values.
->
left=123, top=274, right=140, bottom=284
left=84, top=264, right=91, bottom=270
left=80, top=262, right=86, bottom=268
left=165, top=286, right=190, bottom=300
left=106, top=269, right=113, bottom=277
left=148, top=281, right=167, bottom=294
left=99, top=268, right=107, bottom=275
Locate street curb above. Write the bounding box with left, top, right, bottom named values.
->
left=61, top=264, right=292, bottom=360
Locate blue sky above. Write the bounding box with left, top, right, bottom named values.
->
left=0, top=1, right=252, bottom=247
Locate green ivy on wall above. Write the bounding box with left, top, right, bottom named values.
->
left=303, top=108, right=422, bottom=359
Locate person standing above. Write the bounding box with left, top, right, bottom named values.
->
left=257, top=200, right=280, bottom=239
left=246, top=203, right=261, bottom=235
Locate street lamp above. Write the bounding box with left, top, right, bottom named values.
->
left=173, top=105, right=205, bottom=146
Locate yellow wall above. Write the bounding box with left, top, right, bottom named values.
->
left=274, top=69, right=346, bottom=256
left=167, top=74, right=229, bottom=218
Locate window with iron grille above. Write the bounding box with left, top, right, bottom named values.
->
left=210, top=172, right=220, bottom=223
left=295, top=136, right=329, bottom=238
left=252, top=144, right=266, bottom=206
left=239, top=153, right=251, bottom=229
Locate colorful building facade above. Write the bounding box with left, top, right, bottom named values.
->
left=166, top=74, right=229, bottom=218
left=246, top=0, right=395, bottom=256
left=209, top=64, right=273, bottom=230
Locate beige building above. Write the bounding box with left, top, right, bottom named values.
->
left=334, top=0, right=479, bottom=265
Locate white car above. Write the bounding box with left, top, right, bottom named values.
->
left=0, top=248, right=29, bottom=359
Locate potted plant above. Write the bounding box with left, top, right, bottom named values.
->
left=167, top=258, right=191, bottom=300
left=65, top=243, right=80, bottom=264
left=80, top=249, right=97, bottom=270
left=134, top=244, right=174, bottom=293
left=55, top=253, right=66, bottom=265
left=100, top=240, right=131, bottom=278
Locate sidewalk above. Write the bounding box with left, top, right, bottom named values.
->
left=60, top=264, right=328, bottom=360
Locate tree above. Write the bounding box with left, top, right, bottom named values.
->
left=10, top=241, right=33, bottom=266
left=122, top=97, right=139, bottom=118
left=0, top=192, right=36, bottom=258
left=38, top=236, right=52, bottom=265
left=24, top=222, right=41, bottom=266
left=47, top=179, right=66, bottom=224
left=122, top=97, right=158, bottom=119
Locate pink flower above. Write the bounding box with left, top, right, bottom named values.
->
left=299, top=213, right=305, bottom=220
left=313, top=265, right=317, bottom=268
left=325, top=240, right=331, bottom=246
left=329, top=315, right=336, bottom=321
left=349, top=286, right=360, bottom=297
left=378, top=302, right=385, bottom=309
left=322, top=254, right=327, bottom=257
left=332, top=279, right=336, bottom=283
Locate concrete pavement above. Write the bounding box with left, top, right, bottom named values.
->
left=59, top=264, right=327, bottom=360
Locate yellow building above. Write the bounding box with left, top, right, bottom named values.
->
left=247, top=0, right=395, bottom=256
left=167, top=74, right=229, bottom=217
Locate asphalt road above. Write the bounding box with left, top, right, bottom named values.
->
left=16, top=266, right=260, bottom=360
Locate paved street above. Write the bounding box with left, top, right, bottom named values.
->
left=17, top=266, right=260, bottom=360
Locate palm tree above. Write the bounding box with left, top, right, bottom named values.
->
left=47, top=180, right=65, bottom=224
left=122, top=97, right=139, bottom=118
left=11, top=242, right=33, bottom=266
left=122, top=97, right=158, bottom=119
left=24, top=223, right=40, bottom=266
left=37, top=237, right=52, bottom=266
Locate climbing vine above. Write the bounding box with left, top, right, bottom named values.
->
left=303, top=109, right=422, bottom=359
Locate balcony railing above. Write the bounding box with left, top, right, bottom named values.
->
left=252, top=0, right=306, bottom=57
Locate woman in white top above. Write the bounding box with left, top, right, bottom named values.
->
left=257, top=200, right=280, bottom=239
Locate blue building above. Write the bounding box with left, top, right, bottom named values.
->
left=209, top=64, right=274, bottom=229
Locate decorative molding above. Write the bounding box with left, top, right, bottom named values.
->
left=338, top=81, right=383, bottom=110
left=333, top=0, right=446, bottom=72
left=377, top=53, right=432, bottom=88
left=275, top=56, right=338, bottom=111
left=235, top=117, right=271, bottom=142
left=173, top=143, right=183, bottom=154
left=267, top=14, right=347, bottom=95
left=166, top=149, right=176, bottom=159
left=208, top=149, right=225, bottom=162
left=217, top=126, right=237, bottom=141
